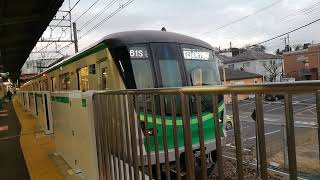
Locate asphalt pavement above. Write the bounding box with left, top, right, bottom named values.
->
left=225, top=93, right=318, bottom=160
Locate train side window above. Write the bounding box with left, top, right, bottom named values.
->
left=59, top=73, right=70, bottom=91
left=39, top=81, right=42, bottom=91
left=77, top=67, right=89, bottom=91
left=101, top=68, right=107, bottom=90
left=51, top=77, right=57, bottom=92
left=43, top=79, right=48, bottom=91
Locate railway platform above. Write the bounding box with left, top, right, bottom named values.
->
left=0, top=100, right=29, bottom=180
left=0, top=97, right=87, bottom=180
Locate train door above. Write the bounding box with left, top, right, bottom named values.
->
left=77, top=67, right=89, bottom=91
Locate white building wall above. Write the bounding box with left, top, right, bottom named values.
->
left=220, top=51, right=233, bottom=57
left=21, top=60, right=56, bottom=74
left=226, top=58, right=283, bottom=82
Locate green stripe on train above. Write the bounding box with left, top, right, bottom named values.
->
left=140, top=103, right=225, bottom=152
left=29, top=43, right=107, bottom=80
left=51, top=96, right=70, bottom=104
left=139, top=102, right=224, bottom=125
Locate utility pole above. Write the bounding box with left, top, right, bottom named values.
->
left=287, top=33, right=290, bottom=52
left=31, top=8, right=75, bottom=72
left=281, top=36, right=289, bottom=52
left=317, top=45, right=320, bottom=80
left=222, top=65, right=227, bottom=85
left=73, top=22, right=79, bottom=53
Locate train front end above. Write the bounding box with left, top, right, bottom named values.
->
left=108, top=31, right=225, bottom=177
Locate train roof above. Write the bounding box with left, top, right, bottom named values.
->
left=25, top=30, right=213, bottom=82
left=100, top=30, right=213, bottom=49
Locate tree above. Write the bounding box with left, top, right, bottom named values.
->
left=250, top=45, right=266, bottom=52
left=275, top=48, right=282, bottom=55
left=262, top=60, right=283, bottom=82
left=294, top=44, right=303, bottom=51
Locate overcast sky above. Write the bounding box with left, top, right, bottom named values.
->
left=30, top=0, right=320, bottom=60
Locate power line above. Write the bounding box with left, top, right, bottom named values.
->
left=36, top=0, right=82, bottom=54
left=252, top=17, right=320, bottom=46
left=201, top=0, right=283, bottom=35
left=30, top=0, right=81, bottom=66
left=74, top=0, right=101, bottom=22
left=229, top=1, right=320, bottom=42
left=79, top=0, right=134, bottom=39
left=53, top=0, right=134, bottom=56
left=57, top=42, right=74, bottom=52
left=78, top=0, right=119, bottom=31
left=70, top=0, right=81, bottom=11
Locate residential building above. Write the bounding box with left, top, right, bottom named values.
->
left=223, top=50, right=283, bottom=82
left=215, top=54, right=231, bottom=66
left=283, top=43, right=320, bottom=80
left=21, top=59, right=56, bottom=74
left=219, top=67, right=263, bottom=102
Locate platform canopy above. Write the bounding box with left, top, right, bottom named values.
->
left=0, top=0, right=64, bottom=80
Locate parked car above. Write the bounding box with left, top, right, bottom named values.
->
left=264, top=94, right=284, bottom=101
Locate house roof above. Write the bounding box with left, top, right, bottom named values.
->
left=219, top=67, right=262, bottom=81
left=224, top=50, right=281, bottom=64
left=215, top=54, right=232, bottom=62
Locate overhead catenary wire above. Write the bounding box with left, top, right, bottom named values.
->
left=229, top=1, right=320, bottom=42
left=70, top=0, right=81, bottom=11
left=57, top=42, right=74, bottom=52
left=200, top=0, right=283, bottom=35
left=36, top=0, right=82, bottom=54
left=251, top=17, right=320, bottom=46
left=73, top=0, right=101, bottom=22
left=79, top=0, right=135, bottom=39
left=41, top=0, right=135, bottom=60
left=78, top=0, right=119, bottom=31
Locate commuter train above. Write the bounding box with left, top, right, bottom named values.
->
left=21, top=30, right=225, bottom=176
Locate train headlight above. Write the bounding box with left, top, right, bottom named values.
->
left=148, top=128, right=155, bottom=136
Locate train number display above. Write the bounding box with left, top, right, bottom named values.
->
left=129, top=46, right=149, bottom=59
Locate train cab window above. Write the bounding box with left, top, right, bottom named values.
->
left=181, top=44, right=221, bottom=114
left=78, top=67, right=89, bottom=91
left=128, top=45, right=154, bottom=89
left=151, top=43, right=182, bottom=87
left=59, top=73, right=70, bottom=90
left=181, top=44, right=220, bottom=86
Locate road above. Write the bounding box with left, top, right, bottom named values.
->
left=224, top=93, right=318, bottom=165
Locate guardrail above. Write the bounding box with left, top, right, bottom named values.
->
left=92, top=81, right=320, bottom=180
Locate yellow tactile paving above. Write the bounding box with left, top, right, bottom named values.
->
left=13, top=97, right=64, bottom=180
